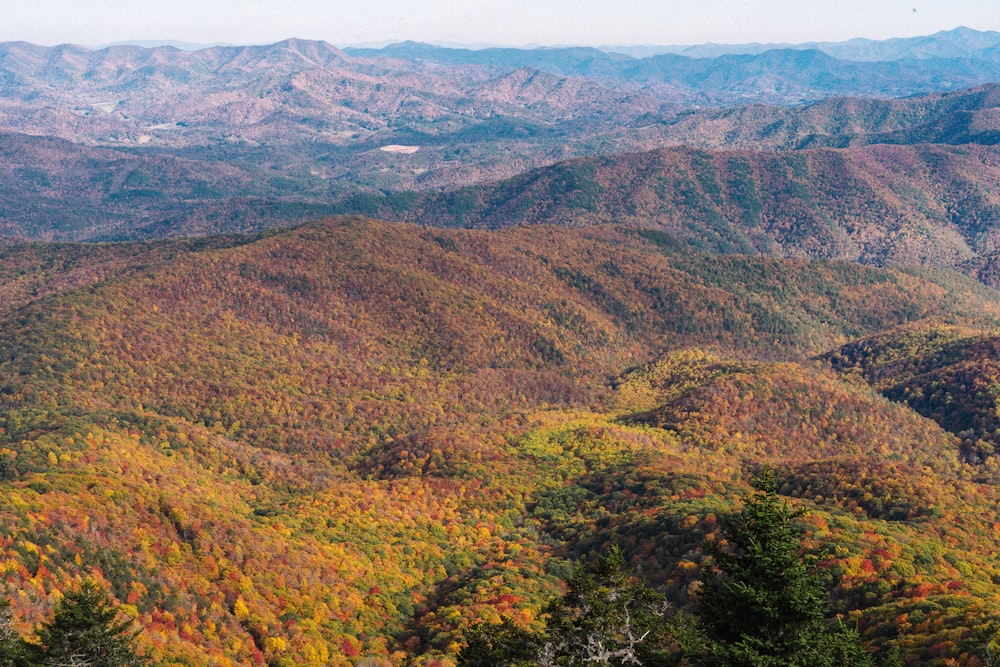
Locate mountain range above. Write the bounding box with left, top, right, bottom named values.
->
left=4, top=25, right=1000, bottom=666
left=624, top=25, right=1000, bottom=61
left=0, top=28, right=999, bottom=202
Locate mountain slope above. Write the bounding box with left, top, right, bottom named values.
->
left=13, top=216, right=1000, bottom=443
left=3, top=219, right=1000, bottom=663
left=642, top=83, right=1000, bottom=150
left=335, top=143, right=1000, bottom=280
left=824, top=323, right=1000, bottom=468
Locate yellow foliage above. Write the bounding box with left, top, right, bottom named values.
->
left=263, top=636, right=287, bottom=653
left=233, top=597, right=250, bottom=621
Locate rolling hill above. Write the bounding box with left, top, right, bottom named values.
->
left=2, top=218, right=1000, bottom=664
left=825, top=323, right=1000, bottom=469
left=331, top=143, right=1000, bottom=282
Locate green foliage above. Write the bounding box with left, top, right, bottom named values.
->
left=458, top=618, right=539, bottom=667
left=36, top=580, right=145, bottom=667
left=459, top=547, right=671, bottom=667
left=542, top=546, right=672, bottom=666
left=682, top=470, right=872, bottom=667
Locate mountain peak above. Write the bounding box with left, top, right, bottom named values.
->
left=264, top=37, right=347, bottom=60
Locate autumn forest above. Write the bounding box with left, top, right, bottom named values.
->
left=5, top=29, right=1000, bottom=667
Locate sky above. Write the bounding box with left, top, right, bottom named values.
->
left=3, top=0, right=1000, bottom=48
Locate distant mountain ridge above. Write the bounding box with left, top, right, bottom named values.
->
left=346, top=31, right=1000, bottom=105
left=3, top=27, right=1000, bottom=156
left=618, top=26, right=1000, bottom=61
left=642, top=83, right=1000, bottom=150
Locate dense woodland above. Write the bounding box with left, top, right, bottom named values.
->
left=6, top=28, right=1000, bottom=667
left=0, top=218, right=999, bottom=664
left=331, top=142, right=1000, bottom=283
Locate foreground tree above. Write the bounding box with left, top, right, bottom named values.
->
left=684, top=469, right=872, bottom=667
left=459, top=546, right=671, bottom=666
left=459, top=471, right=875, bottom=666
left=542, top=546, right=672, bottom=666
left=36, top=580, right=145, bottom=667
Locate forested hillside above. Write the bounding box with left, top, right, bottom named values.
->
left=2, top=218, right=1000, bottom=664
left=332, top=143, right=1000, bottom=283
left=825, top=323, right=1000, bottom=470
left=643, top=83, right=1000, bottom=150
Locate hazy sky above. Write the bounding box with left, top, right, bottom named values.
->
left=4, top=0, right=1000, bottom=48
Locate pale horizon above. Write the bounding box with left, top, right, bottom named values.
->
left=89, top=24, right=1000, bottom=54
left=2, top=1, right=999, bottom=50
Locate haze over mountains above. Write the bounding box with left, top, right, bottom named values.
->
left=623, top=25, right=1000, bottom=60
left=0, top=29, right=998, bottom=273
left=3, top=27, right=999, bottom=156
left=5, top=24, right=1000, bottom=666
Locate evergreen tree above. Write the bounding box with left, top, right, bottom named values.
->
left=684, top=468, right=872, bottom=667
left=37, top=580, right=144, bottom=667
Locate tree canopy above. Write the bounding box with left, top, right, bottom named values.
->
left=0, top=600, right=39, bottom=667
left=460, top=470, right=879, bottom=666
